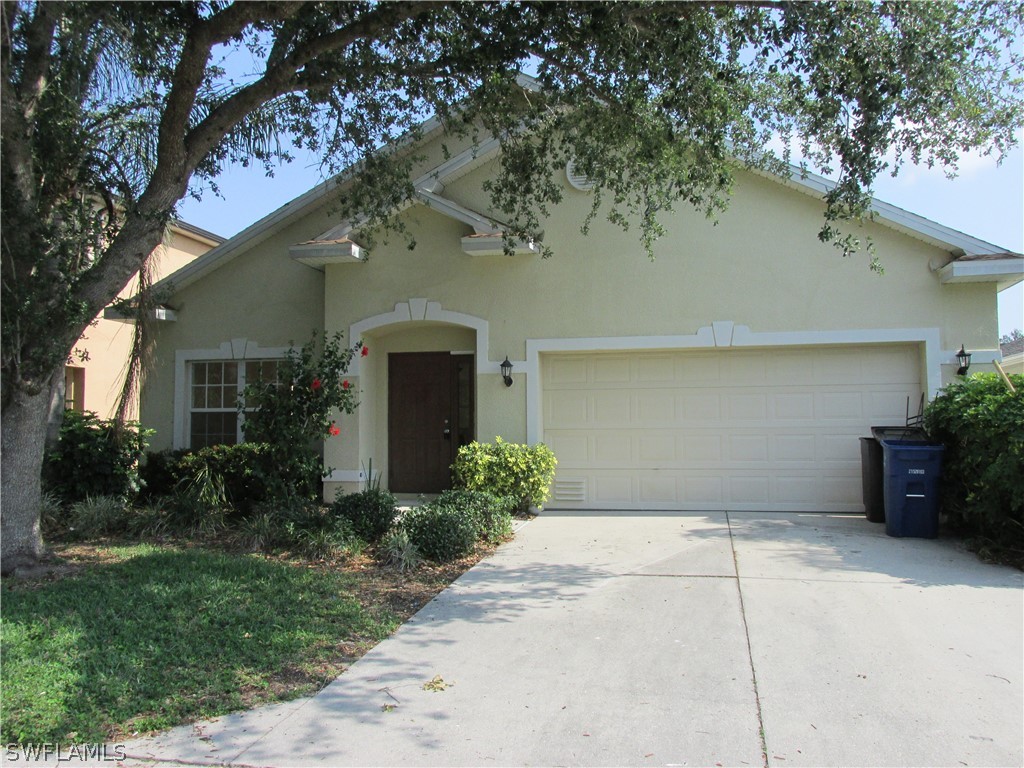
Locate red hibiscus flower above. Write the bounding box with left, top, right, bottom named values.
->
left=311, top=378, right=322, bottom=390
left=342, top=380, right=350, bottom=389
left=360, top=345, right=369, bottom=357
left=328, top=423, right=340, bottom=436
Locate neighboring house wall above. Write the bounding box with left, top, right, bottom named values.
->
left=66, top=222, right=223, bottom=420
left=140, top=133, right=1020, bottom=512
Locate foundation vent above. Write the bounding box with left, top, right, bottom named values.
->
left=553, top=478, right=587, bottom=502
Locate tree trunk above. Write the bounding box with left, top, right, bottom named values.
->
left=1, top=371, right=56, bottom=575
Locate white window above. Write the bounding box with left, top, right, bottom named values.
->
left=188, top=359, right=280, bottom=448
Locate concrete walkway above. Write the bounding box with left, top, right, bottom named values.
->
left=118, top=512, right=1023, bottom=767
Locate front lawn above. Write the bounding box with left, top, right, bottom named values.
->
left=0, top=541, right=481, bottom=744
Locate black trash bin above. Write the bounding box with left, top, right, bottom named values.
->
left=861, top=427, right=928, bottom=523
left=879, top=439, right=945, bottom=539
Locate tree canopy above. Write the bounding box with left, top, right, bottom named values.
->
left=2, top=0, right=1022, bottom=572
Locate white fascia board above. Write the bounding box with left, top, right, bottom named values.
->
left=315, top=135, right=504, bottom=241
left=416, top=189, right=500, bottom=234
left=152, top=177, right=341, bottom=295
left=152, top=114, right=456, bottom=297
left=461, top=235, right=540, bottom=256
left=776, top=165, right=1010, bottom=256
left=103, top=305, right=177, bottom=323
left=289, top=239, right=367, bottom=267
left=937, top=258, right=1024, bottom=288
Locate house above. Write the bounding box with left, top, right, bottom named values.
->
left=1001, top=337, right=1024, bottom=375
left=140, top=122, right=1023, bottom=513
left=65, top=221, right=224, bottom=420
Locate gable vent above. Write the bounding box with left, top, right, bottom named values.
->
left=565, top=160, right=596, bottom=192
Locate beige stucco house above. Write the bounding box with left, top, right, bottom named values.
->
left=140, top=123, right=1023, bottom=513
left=65, top=221, right=224, bottom=420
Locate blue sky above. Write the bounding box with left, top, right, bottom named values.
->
left=178, top=136, right=1024, bottom=337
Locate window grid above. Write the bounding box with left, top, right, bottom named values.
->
left=189, top=359, right=280, bottom=448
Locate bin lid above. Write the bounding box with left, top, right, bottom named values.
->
left=879, top=438, right=945, bottom=453
left=871, top=426, right=928, bottom=442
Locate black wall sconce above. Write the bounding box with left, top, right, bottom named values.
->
left=956, top=345, right=972, bottom=376
left=500, top=356, right=514, bottom=387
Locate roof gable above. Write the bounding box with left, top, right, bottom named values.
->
left=155, top=128, right=1021, bottom=296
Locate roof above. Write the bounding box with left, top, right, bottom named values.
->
left=1001, top=337, right=1024, bottom=358
left=169, top=219, right=225, bottom=246
left=153, top=107, right=1022, bottom=296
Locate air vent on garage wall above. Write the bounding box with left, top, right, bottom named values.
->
left=553, top=478, right=587, bottom=502
left=565, top=160, right=596, bottom=192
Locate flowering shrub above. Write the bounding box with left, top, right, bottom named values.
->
left=241, top=332, right=363, bottom=501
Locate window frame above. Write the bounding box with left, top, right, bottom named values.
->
left=174, top=340, right=289, bottom=449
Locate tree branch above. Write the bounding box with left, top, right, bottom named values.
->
left=184, top=1, right=437, bottom=169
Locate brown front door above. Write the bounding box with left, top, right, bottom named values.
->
left=388, top=352, right=475, bottom=493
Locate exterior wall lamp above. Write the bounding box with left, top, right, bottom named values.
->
left=956, top=345, right=972, bottom=376
left=500, top=356, right=514, bottom=387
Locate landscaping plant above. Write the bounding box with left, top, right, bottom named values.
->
left=240, top=332, right=363, bottom=502
left=43, top=411, right=152, bottom=504
left=331, top=489, right=398, bottom=544
left=401, top=502, right=479, bottom=563
left=453, top=438, right=557, bottom=515
left=924, top=372, right=1024, bottom=564
left=379, top=529, right=424, bottom=573
left=435, top=489, right=515, bottom=544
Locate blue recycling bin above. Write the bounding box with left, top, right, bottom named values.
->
left=879, top=439, right=945, bottom=538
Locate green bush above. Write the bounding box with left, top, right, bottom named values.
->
left=139, top=450, right=190, bottom=500
left=452, top=438, right=557, bottom=514
left=435, top=489, right=515, bottom=544
left=174, top=443, right=275, bottom=517
left=241, top=332, right=362, bottom=502
left=924, top=372, right=1024, bottom=561
left=379, top=529, right=423, bottom=572
left=330, top=489, right=398, bottom=543
left=233, top=500, right=362, bottom=559
left=401, top=501, right=478, bottom=563
left=66, top=495, right=131, bottom=539
left=43, top=411, right=152, bottom=503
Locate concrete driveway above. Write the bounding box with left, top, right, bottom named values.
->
left=120, top=512, right=1023, bottom=767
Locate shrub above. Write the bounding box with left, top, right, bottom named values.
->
left=924, top=372, right=1024, bottom=561
left=174, top=443, right=275, bottom=517
left=66, top=496, right=131, bottom=539
left=330, top=489, right=398, bottom=543
left=294, top=526, right=363, bottom=561
left=435, top=489, right=515, bottom=544
left=452, top=438, right=557, bottom=515
left=43, top=411, right=152, bottom=504
left=234, top=511, right=286, bottom=552
left=379, top=529, right=423, bottom=572
left=138, top=450, right=190, bottom=500
left=39, top=491, right=65, bottom=537
left=241, top=332, right=362, bottom=502
left=401, top=501, right=478, bottom=563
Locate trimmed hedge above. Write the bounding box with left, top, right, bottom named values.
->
left=401, top=502, right=478, bottom=563
left=452, top=438, right=557, bottom=515
left=330, top=489, right=398, bottom=543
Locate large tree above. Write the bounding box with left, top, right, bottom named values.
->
left=2, top=1, right=1022, bottom=573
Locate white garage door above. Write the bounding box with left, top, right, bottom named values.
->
left=542, top=345, right=922, bottom=511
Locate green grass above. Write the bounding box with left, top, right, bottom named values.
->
left=0, top=543, right=398, bottom=743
